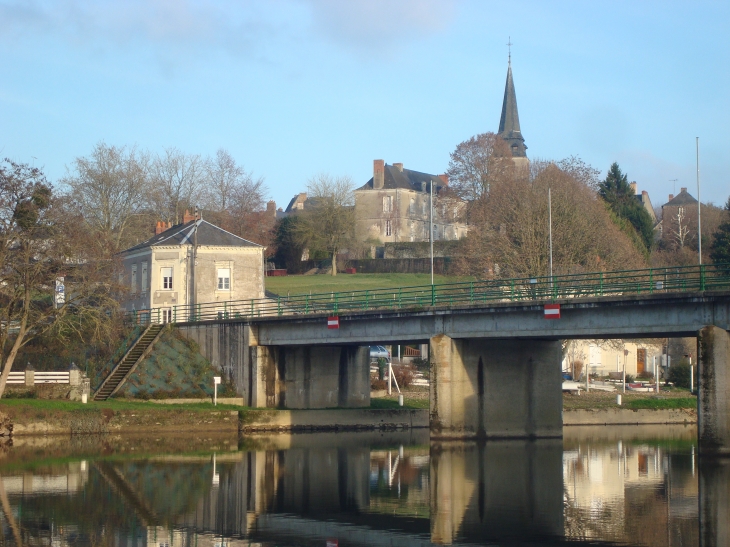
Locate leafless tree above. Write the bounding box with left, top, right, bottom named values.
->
left=0, top=160, right=117, bottom=397
left=296, top=174, right=355, bottom=276
left=149, top=148, right=205, bottom=224
left=672, top=207, right=690, bottom=249
left=446, top=132, right=515, bottom=201
left=62, top=142, right=151, bottom=253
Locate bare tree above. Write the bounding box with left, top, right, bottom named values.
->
left=0, top=160, right=117, bottom=397
left=672, top=207, right=690, bottom=249
left=446, top=132, right=515, bottom=201
left=149, top=148, right=205, bottom=224
left=296, top=174, right=355, bottom=276
left=455, top=158, right=646, bottom=279
left=62, top=142, right=151, bottom=253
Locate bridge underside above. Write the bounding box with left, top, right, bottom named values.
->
left=177, top=292, right=730, bottom=449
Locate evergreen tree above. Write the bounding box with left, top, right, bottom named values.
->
left=710, top=196, right=730, bottom=272
left=598, top=162, right=655, bottom=252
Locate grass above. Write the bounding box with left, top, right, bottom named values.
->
left=625, top=397, right=697, bottom=410
left=265, top=272, right=471, bottom=297
left=0, top=398, right=243, bottom=414
left=563, top=389, right=697, bottom=411
left=370, top=395, right=429, bottom=410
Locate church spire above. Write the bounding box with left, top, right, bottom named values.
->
left=498, top=47, right=527, bottom=159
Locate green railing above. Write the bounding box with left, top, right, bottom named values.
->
left=126, top=263, right=730, bottom=326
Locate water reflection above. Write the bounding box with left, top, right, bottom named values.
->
left=0, top=426, right=715, bottom=546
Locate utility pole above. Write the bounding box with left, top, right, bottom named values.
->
left=192, top=207, right=199, bottom=318
left=697, top=137, right=702, bottom=265
left=430, top=179, right=434, bottom=286
left=548, top=187, right=554, bottom=286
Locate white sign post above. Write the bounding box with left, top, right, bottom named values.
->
left=213, top=376, right=221, bottom=406
left=55, top=277, right=65, bottom=308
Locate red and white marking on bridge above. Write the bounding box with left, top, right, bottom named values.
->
left=543, top=304, right=561, bottom=319
left=327, top=316, right=340, bottom=329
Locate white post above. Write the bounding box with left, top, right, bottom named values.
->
left=622, top=353, right=626, bottom=393
left=690, top=356, right=694, bottom=393
left=430, top=179, right=434, bottom=286
left=213, top=376, right=221, bottom=405
left=388, top=362, right=392, bottom=395
left=697, top=137, right=702, bottom=265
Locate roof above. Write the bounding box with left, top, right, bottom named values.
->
left=357, top=164, right=446, bottom=193
left=122, top=219, right=263, bottom=253
left=497, top=61, right=527, bottom=158
left=663, top=189, right=698, bottom=207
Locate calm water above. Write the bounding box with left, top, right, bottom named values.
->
left=0, top=424, right=723, bottom=546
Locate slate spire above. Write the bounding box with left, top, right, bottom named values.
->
left=498, top=57, right=527, bottom=158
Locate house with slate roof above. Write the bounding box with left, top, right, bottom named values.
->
left=660, top=187, right=699, bottom=249
left=119, top=210, right=265, bottom=319
left=354, top=160, right=467, bottom=244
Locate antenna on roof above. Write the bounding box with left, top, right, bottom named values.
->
left=507, top=36, right=512, bottom=65
left=669, top=179, right=678, bottom=195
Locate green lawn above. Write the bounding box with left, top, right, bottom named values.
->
left=0, top=398, right=243, bottom=413
left=266, top=273, right=471, bottom=297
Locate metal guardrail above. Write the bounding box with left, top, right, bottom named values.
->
left=127, top=263, right=730, bottom=326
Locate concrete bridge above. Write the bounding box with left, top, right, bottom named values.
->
left=173, top=288, right=730, bottom=455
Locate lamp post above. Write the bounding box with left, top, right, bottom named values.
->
left=548, top=187, right=554, bottom=286
left=696, top=137, right=702, bottom=265
left=430, top=179, right=434, bottom=286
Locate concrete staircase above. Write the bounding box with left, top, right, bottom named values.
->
left=93, top=324, right=165, bottom=401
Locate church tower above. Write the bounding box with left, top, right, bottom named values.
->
left=498, top=51, right=528, bottom=168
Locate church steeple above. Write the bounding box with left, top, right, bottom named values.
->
left=498, top=53, right=527, bottom=159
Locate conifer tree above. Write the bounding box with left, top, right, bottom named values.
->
left=598, top=162, right=654, bottom=252
left=710, top=197, right=730, bottom=272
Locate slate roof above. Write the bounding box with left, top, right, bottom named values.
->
left=664, top=189, right=698, bottom=207
left=357, top=164, right=446, bottom=194
left=122, top=220, right=263, bottom=253
left=498, top=62, right=527, bottom=158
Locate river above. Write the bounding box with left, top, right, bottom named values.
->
left=0, top=424, right=724, bottom=546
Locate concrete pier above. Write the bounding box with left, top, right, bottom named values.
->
left=250, top=345, right=370, bottom=409
left=700, top=457, right=730, bottom=547
left=698, top=326, right=730, bottom=455
left=429, top=335, right=562, bottom=439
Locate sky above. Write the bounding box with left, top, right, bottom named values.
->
left=1, top=0, right=728, bottom=211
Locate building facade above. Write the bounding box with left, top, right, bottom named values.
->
left=354, top=160, right=467, bottom=244
left=659, top=187, right=699, bottom=249
left=119, top=213, right=265, bottom=321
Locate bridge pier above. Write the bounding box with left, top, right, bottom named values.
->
left=699, top=326, right=730, bottom=456
left=250, top=345, right=370, bottom=409
left=429, top=335, right=562, bottom=439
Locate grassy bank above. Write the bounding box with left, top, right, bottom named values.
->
left=265, top=272, right=470, bottom=296
left=563, top=389, right=696, bottom=411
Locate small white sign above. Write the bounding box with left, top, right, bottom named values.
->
left=55, top=277, right=65, bottom=307
left=213, top=376, right=221, bottom=385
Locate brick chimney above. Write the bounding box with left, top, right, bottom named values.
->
left=630, top=182, right=637, bottom=194
left=393, top=162, right=403, bottom=172
left=438, top=174, right=449, bottom=186
left=373, top=159, right=384, bottom=189
left=669, top=194, right=674, bottom=201
left=183, top=209, right=195, bottom=224
left=154, top=221, right=165, bottom=235
left=267, top=200, right=276, bottom=216
left=681, top=187, right=687, bottom=193
left=642, top=190, right=648, bottom=196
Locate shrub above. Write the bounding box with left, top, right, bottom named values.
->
left=668, top=363, right=691, bottom=389
left=371, top=378, right=387, bottom=391
left=624, top=374, right=635, bottom=384
left=392, top=363, right=416, bottom=389
left=377, top=357, right=387, bottom=380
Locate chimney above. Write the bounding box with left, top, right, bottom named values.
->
left=669, top=194, right=674, bottom=201
left=630, top=182, right=637, bottom=194
left=373, top=159, right=385, bottom=189
left=681, top=187, right=687, bottom=193
left=183, top=209, right=195, bottom=224
left=267, top=200, right=276, bottom=215
left=438, top=174, right=449, bottom=186
left=393, top=162, right=403, bottom=172
left=154, top=221, right=166, bottom=235
left=642, top=190, right=648, bottom=197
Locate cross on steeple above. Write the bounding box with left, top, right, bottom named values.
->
left=507, top=36, right=512, bottom=65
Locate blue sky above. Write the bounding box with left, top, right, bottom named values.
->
left=1, top=0, right=728, bottom=210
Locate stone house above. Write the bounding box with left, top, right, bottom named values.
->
left=563, top=340, right=664, bottom=380
left=119, top=211, right=265, bottom=321
left=354, top=160, right=468, bottom=244
left=660, top=187, right=699, bottom=249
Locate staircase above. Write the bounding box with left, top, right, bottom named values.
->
left=93, top=324, right=165, bottom=401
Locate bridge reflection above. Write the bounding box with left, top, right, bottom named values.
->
left=0, top=429, right=717, bottom=547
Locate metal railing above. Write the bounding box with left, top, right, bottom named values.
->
left=126, top=263, right=730, bottom=326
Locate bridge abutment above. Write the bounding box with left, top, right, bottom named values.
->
left=250, top=345, right=370, bottom=409
left=429, top=335, right=562, bottom=439
left=699, top=326, right=730, bottom=456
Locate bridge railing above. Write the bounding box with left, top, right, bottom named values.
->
left=126, top=263, right=730, bottom=325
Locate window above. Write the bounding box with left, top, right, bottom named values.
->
left=383, top=195, right=393, bottom=212
left=409, top=198, right=415, bottom=215
left=422, top=201, right=427, bottom=216
left=385, top=220, right=392, bottom=236
left=161, top=308, right=172, bottom=324
left=161, top=267, right=173, bottom=290
left=217, top=268, right=231, bottom=290
left=141, top=262, right=148, bottom=294
left=131, top=264, right=137, bottom=294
